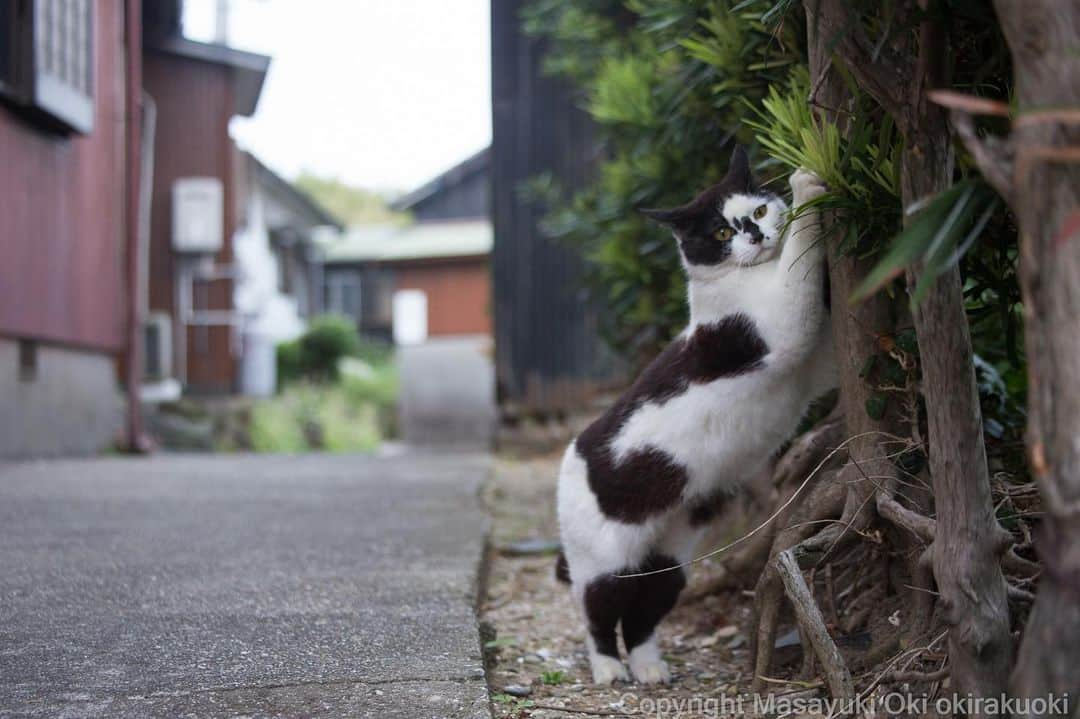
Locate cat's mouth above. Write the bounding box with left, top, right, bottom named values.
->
left=735, top=240, right=779, bottom=266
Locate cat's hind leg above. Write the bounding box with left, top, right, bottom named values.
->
left=621, top=554, right=686, bottom=684
left=574, top=575, right=631, bottom=684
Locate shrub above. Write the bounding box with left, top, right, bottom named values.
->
left=276, top=338, right=305, bottom=386
left=297, top=315, right=360, bottom=379
left=276, top=314, right=361, bottom=386
left=522, top=0, right=801, bottom=357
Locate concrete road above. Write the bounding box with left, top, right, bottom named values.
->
left=397, top=336, right=496, bottom=448
left=0, top=452, right=492, bottom=718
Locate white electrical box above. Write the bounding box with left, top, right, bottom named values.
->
left=172, top=178, right=224, bottom=253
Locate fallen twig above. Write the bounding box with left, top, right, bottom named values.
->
left=775, top=549, right=855, bottom=701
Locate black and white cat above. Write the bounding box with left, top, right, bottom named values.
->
left=556, top=146, right=836, bottom=685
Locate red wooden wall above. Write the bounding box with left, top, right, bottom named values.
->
left=395, top=258, right=492, bottom=337
left=143, top=50, right=237, bottom=394
left=0, top=2, right=127, bottom=352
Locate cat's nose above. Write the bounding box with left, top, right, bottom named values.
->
left=748, top=230, right=763, bottom=245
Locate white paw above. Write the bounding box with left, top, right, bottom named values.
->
left=790, top=168, right=827, bottom=204
left=590, top=654, right=630, bottom=685
left=628, top=640, right=671, bottom=685
left=630, top=657, right=671, bottom=684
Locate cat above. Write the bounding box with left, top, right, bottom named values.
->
left=556, top=146, right=836, bottom=685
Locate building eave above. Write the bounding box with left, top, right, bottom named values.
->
left=391, top=146, right=490, bottom=212
left=143, top=35, right=270, bottom=117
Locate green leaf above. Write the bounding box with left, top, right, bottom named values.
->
left=853, top=180, right=1000, bottom=305
left=859, top=353, right=878, bottom=379
left=484, top=637, right=519, bottom=650
left=865, top=394, right=888, bottom=420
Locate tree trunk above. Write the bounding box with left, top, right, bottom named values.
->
left=901, top=5, right=1014, bottom=706
left=808, top=0, right=1015, bottom=704
left=803, top=1, right=902, bottom=527
left=992, top=1, right=1080, bottom=708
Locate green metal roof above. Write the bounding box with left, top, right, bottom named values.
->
left=318, top=219, right=492, bottom=264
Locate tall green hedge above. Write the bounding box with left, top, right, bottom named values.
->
left=525, top=0, right=1026, bottom=461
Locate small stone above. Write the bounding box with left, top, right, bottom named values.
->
left=504, top=684, right=533, bottom=697
left=502, top=538, right=562, bottom=556
left=774, top=628, right=800, bottom=649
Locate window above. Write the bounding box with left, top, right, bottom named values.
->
left=326, top=272, right=362, bottom=319
left=18, top=339, right=38, bottom=383
left=0, top=0, right=94, bottom=134
left=0, top=4, right=14, bottom=93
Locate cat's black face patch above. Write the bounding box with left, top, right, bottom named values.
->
left=675, top=207, right=735, bottom=266
left=576, top=313, right=769, bottom=523
left=640, top=145, right=782, bottom=268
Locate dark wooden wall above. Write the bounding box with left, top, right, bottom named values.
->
left=0, top=1, right=127, bottom=352
left=143, top=51, right=237, bottom=394
left=490, top=0, right=617, bottom=417
left=410, top=158, right=489, bottom=222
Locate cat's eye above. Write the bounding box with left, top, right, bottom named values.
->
left=753, top=204, right=768, bottom=219
left=714, top=227, right=735, bottom=242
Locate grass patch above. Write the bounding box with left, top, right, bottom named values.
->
left=540, top=670, right=567, bottom=686
left=248, top=355, right=398, bottom=454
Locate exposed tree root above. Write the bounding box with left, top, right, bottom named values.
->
left=734, top=423, right=1040, bottom=700
left=775, top=548, right=855, bottom=701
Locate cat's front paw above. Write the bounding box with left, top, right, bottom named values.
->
left=590, top=654, right=630, bottom=685
left=790, top=168, right=827, bottom=204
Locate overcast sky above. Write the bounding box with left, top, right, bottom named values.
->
left=183, top=0, right=492, bottom=193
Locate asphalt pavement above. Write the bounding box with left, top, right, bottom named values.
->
left=0, top=451, right=492, bottom=718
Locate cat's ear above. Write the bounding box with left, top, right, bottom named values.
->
left=639, top=206, right=692, bottom=229
left=723, top=144, right=753, bottom=191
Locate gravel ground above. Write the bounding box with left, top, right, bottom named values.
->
left=479, top=456, right=782, bottom=719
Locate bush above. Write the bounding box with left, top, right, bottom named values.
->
left=276, top=338, right=305, bottom=386
left=522, top=0, right=801, bottom=356
left=276, top=314, right=361, bottom=385
left=298, top=315, right=360, bottom=379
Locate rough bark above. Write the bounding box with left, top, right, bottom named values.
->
left=746, top=0, right=912, bottom=695
left=900, top=3, right=1014, bottom=704
left=989, top=1, right=1080, bottom=707
left=807, top=0, right=1015, bottom=705
left=804, top=0, right=902, bottom=531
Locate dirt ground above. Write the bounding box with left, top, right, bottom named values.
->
left=480, top=455, right=821, bottom=719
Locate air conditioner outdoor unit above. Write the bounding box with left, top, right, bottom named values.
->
left=172, top=177, right=224, bottom=253
left=144, top=312, right=173, bottom=381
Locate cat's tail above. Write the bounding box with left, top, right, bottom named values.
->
left=555, top=550, right=571, bottom=584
